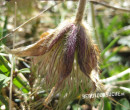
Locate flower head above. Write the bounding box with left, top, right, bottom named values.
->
left=7, top=18, right=99, bottom=87
left=6, top=19, right=100, bottom=107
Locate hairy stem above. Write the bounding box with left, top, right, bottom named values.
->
left=75, top=0, right=87, bottom=24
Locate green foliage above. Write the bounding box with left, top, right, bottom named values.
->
left=97, top=14, right=130, bottom=47
left=115, top=98, right=130, bottom=110
left=0, top=74, right=10, bottom=89
left=103, top=98, right=112, bottom=110
left=0, top=55, right=30, bottom=108
left=0, top=56, right=10, bottom=76
left=0, top=95, right=9, bottom=110
left=98, top=13, right=130, bottom=110
left=101, top=36, right=120, bottom=58
left=18, top=68, right=30, bottom=74
left=72, top=104, right=81, bottom=110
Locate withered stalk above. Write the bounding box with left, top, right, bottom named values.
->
left=90, top=0, right=130, bottom=12
left=43, top=87, right=56, bottom=105
left=75, top=0, right=87, bottom=24
left=9, top=2, right=17, bottom=110
left=43, top=82, right=61, bottom=105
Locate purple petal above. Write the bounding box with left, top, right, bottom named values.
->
left=48, top=24, right=73, bottom=50
left=77, top=26, right=98, bottom=77
left=59, top=25, right=79, bottom=80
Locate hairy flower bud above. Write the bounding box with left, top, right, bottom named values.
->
left=6, top=19, right=100, bottom=107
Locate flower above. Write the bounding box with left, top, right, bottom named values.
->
left=6, top=19, right=100, bottom=107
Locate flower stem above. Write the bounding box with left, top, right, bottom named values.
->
left=75, top=0, right=87, bottom=24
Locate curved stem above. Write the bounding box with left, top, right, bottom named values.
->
left=75, top=0, right=87, bottom=24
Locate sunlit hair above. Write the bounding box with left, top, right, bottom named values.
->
left=5, top=18, right=100, bottom=109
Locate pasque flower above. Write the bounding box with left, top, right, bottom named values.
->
left=7, top=19, right=99, bottom=85
left=5, top=0, right=100, bottom=106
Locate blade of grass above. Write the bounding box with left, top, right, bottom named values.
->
left=13, top=77, right=29, bottom=93
left=0, top=95, right=9, bottom=110
left=0, top=56, right=10, bottom=76
left=103, top=45, right=123, bottom=63
left=0, top=55, right=30, bottom=93
left=101, top=37, right=120, bottom=57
